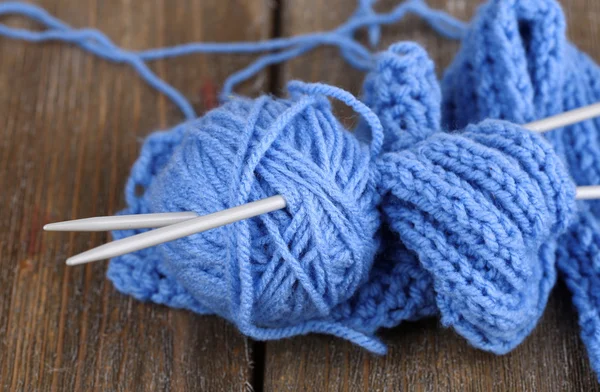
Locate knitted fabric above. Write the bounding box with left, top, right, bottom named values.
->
left=352, top=41, right=575, bottom=353
left=379, top=120, right=575, bottom=353
left=360, top=42, right=440, bottom=151
left=441, top=0, right=600, bottom=376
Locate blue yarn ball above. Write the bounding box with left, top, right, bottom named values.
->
left=112, top=90, right=382, bottom=333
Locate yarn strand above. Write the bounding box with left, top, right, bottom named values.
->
left=0, top=0, right=467, bottom=118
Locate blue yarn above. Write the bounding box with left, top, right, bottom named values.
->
left=347, top=41, right=576, bottom=353
left=109, top=81, right=390, bottom=353
left=441, top=0, right=600, bottom=378
left=377, top=120, right=575, bottom=353
left=0, top=0, right=465, bottom=113
left=107, top=76, right=574, bottom=354
left=356, top=0, right=382, bottom=47
left=0, top=0, right=591, bottom=372
left=359, top=42, right=440, bottom=150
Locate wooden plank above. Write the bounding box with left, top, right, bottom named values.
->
left=265, top=284, right=598, bottom=391
left=266, top=0, right=600, bottom=390
left=0, top=0, right=272, bottom=390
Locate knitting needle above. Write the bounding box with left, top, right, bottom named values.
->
left=575, top=186, right=600, bottom=200
left=525, top=103, right=600, bottom=133
left=64, top=184, right=600, bottom=266
left=64, top=195, right=287, bottom=266
left=48, top=181, right=600, bottom=232
left=43, top=211, right=199, bottom=231
left=50, top=183, right=600, bottom=235
left=52, top=102, right=600, bottom=266
left=47, top=102, right=600, bottom=234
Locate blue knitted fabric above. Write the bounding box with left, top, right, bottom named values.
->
left=359, top=42, right=440, bottom=150
left=442, top=0, right=600, bottom=377
left=352, top=41, right=575, bottom=353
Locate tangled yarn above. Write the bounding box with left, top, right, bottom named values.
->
left=0, top=0, right=595, bottom=375
left=0, top=0, right=465, bottom=112
left=442, top=0, right=600, bottom=376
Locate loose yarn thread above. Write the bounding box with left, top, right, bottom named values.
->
left=0, top=0, right=466, bottom=115
left=1, top=0, right=599, bottom=380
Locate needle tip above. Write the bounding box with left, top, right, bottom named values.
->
left=44, top=222, right=69, bottom=231
left=66, top=255, right=85, bottom=266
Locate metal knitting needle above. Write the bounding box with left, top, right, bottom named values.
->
left=50, top=102, right=600, bottom=266
left=44, top=211, right=199, bottom=231
left=575, top=186, right=600, bottom=200
left=64, top=195, right=286, bottom=266
left=525, top=103, right=600, bottom=133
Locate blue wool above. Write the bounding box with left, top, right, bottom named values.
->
left=100, top=33, right=575, bottom=353
left=359, top=42, right=440, bottom=150
left=0, top=0, right=591, bottom=371
left=378, top=120, right=575, bottom=352
left=108, top=78, right=574, bottom=354
left=345, top=41, right=575, bottom=353
left=441, top=0, right=600, bottom=378
left=0, top=0, right=465, bottom=106
left=110, top=82, right=391, bottom=353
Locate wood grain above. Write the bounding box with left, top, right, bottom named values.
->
left=265, top=284, right=598, bottom=391
left=266, top=0, right=600, bottom=391
left=0, top=0, right=271, bottom=390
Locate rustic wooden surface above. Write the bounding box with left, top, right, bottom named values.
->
left=1, top=0, right=600, bottom=391
left=0, top=0, right=271, bottom=390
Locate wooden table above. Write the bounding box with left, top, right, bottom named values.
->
left=1, top=0, right=600, bottom=390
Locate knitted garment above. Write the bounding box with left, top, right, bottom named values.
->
left=360, top=42, right=440, bottom=151
left=442, top=0, right=600, bottom=376
left=352, top=41, right=575, bottom=353
left=107, top=71, right=575, bottom=354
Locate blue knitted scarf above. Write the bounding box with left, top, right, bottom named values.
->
left=442, top=0, right=600, bottom=377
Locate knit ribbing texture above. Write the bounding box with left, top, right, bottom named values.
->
left=442, top=0, right=600, bottom=377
